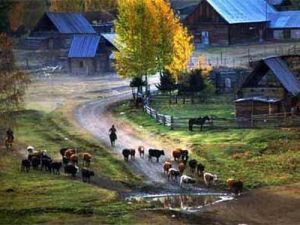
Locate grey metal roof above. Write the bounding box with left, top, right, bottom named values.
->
left=46, top=12, right=96, bottom=34
left=235, top=96, right=281, bottom=103
left=207, top=0, right=276, bottom=24
left=269, top=11, right=300, bottom=28
left=68, top=35, right=100, bottom=58
left=264, top=57, right=300, bottom=96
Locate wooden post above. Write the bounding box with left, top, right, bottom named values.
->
left=163, top=115, right=166, bottom=126
left=170, top=116, right=174, bottom=130
left=156, top=112, right=159, bottom=123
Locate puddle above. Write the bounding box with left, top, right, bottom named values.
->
left=126, top=193, right=234, bottom=213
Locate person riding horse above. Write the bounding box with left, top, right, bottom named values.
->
left=109, top=125, right=117, bottom=147
left=5, top=128, right=14, bottom=150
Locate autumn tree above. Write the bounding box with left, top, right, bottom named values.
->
left=115, top=0, right=193, bottom=87
left=0, top=33, right=30, bottom=129
left=50, top=0, right=117, bottom=12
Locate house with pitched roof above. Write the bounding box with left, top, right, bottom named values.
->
left=235, top=55, right=300, bottom=118
left=183, top=0, right=300, bottom=47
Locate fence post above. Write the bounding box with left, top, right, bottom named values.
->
left=163, top=115, right=166, bottom=126
left=170, top=116, right=174, bottom=130
left=156, top=112, right=159, bottom=123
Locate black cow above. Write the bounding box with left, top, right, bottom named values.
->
left=188, top=159, right=198, bottom=173
left=41, top=157, right=52, bottom=171
left=148, top=149, right=165, bottom=162
left=62, top=156, right=69, bottom=165
left=59, top=147, right=69, bottom=158
left=122, top=149, right=131, bottom=161
left=31, top=157, right=40, bottom=170
left=21, top=159, right=30, bottom=172
left=64, top=164, right=78, bottom=177
left=50, top=162, right=62, bottom=174
left=81, top=168, right=95, bottom=183
left=197, top=163, right=205, bottom=176
left=180, top=150, right=189, bottom=161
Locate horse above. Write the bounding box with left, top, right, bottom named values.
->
left=5, top=136, right=14, bottom=150
left=188, top=116, right=211, bottom=131
left=109, top=132, right=117, bottom=147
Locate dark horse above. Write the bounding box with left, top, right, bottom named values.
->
left=188, top=116, right=211, bottom=131
left=109, top=125, right=117, bottom=147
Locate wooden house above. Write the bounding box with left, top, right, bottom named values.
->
left=68, top=33, right=117, bottom=75
left=235, top=56, right=300, bottom=118
left=25, top=12, right=96, bottom=50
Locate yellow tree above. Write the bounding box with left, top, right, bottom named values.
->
left=85, top=0, right=117, bottom=12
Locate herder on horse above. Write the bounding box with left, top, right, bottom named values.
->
left=109, top=125, right=117, bottom=147
left=5, top=128, right=14, bottom=150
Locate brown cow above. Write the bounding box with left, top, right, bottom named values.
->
left=69, top=154, right=78, bottom=165
left=227, top=178, right=243, bottom=195
left=178, top=162, right=185, bottom=174
left=130, top=149, right=136, bottom=159
left=163, top=161, right=172, bottom=174
left=172, top=150, right=181, bottom=161
left=65, top=149, right=76, bottom=158
left=138, top=146, right=145, bottom=158
left=81, top=153, right=92, bottom=166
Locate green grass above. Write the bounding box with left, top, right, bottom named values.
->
left=114, top=97, right=300, bottom=189
left=0, top=110, right=145, bottom=224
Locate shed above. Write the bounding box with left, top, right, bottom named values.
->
left=235, top=56, right=300, bottom=118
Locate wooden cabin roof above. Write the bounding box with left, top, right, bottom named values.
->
left=239, top=56, right=300, bottom=96
left=45, top=12, right=96, bottom=34
left=68, top=35, right=100, bottom=58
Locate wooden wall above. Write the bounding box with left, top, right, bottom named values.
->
left=235, top=100, right=281, bottom=118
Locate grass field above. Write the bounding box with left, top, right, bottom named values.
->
left=114, top=95, right=300, bottom=189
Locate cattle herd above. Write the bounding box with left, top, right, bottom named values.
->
left=20, top=146, right=95, bottom=183
left=123, top=146, right=243, bottom=195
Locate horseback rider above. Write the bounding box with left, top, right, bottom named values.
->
left=109, top=125, right=117, bottom=146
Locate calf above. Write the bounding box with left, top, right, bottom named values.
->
left=180, top=175, right=196, bottom=188
left=148, top=149, right=165, bottom=163
left=168, top=168, right=180, bottom=182
left=178, top=162, right=185, bottom=174
left=50, top=161, right=62, bottom=174
left=82, top=153, right=92, bottom=167
left=65, top=149, right=76, bottom=158
left=163, top=161, right=172, bottom=174
left=69, top=154, right=78, bottom=165
left=130, top=149, right=136, bottom=160
left=138, top=146, right=145, bottom=158
left=197, top=163, right=205, bottom=176
left=180, top=150, right=189, bottom=161
left=64, top=164, right=78, bottom=177
left=81, top=168, right=95, bottom=183
left=227, top=179, right=243, bottom=195
left=122, top=149, right=131, bottom=161
left=188, top=159, right=198, bottom=173
left=21, top=159, right=30, bottom=172
left=203, top=172, right=218, bottom=186
left=172, top=150, right=181, bottom=161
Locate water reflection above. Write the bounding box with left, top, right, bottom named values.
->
left=127, top=194, right=233, bottom=212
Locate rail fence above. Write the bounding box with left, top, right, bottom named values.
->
left=142, top=94, right=300, bottom=130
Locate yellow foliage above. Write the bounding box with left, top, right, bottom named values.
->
left=196, top=55, right=213, bottom=77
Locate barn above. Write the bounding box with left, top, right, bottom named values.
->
left=235, top=56, right=300, bottom=118
left=25, top=12, right=96, bottom=50
left=68, top=33, right=117, bottom=75
left=182, top=0, right=300, bottom=47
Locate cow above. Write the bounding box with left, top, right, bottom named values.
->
left=168, top=168, right=180, bottom=182
left=27, top=146, right=35, bottom=154
left=59, top=147, right=69, bottom=158
left=196, top=163, right=205, bottom=176
left=21, top=159, right=30, bottom=172
left=81, top=168, right=95, bottom=183
left=69, top=154, right=78, bottom=165
left=31, top=157, right=40, bottom=170
left=64, top=164, right=78, bottom=177
left=41, top=157, right=52, bottom=171
left=163, top=161, right=172, bottom=174
left=62, top=156, right=69, bottom=165
left=227, top=179, right=243, bottom=195
left=130, top=149, right=136, bottom=160
left=50, top=161, right=62, bottom=174
left=172, top=150, right=181, bottom=161
left=188, top=159, right=198, bottom=173
left=180, top=175, right=196, bottom=188
left=122, top=149, right=131, bottom=161
left=180, top=150, right=189, bottom=161
left=81, top=153, right=92, bottom=167
left=203, top=172, right=218, bottom=186
left=148, top=149, right=165, bottom=162
left=64, top=149, right=76, bottom=158
left=178, top=162, right=185, bottom=174
left=138, top=146, right=145, bottom=158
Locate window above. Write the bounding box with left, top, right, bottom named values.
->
left=273, top=30, right=284, bottom=40
left=79, top=61, right=84, bottom=68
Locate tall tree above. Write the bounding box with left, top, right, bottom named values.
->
left=0, top=33, right=30, bottom=128
left=50, top=0, right=84, bottom=12
left=115, top=0, right=193, bottom=84
left=0, top=0, right=15, bottom=32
